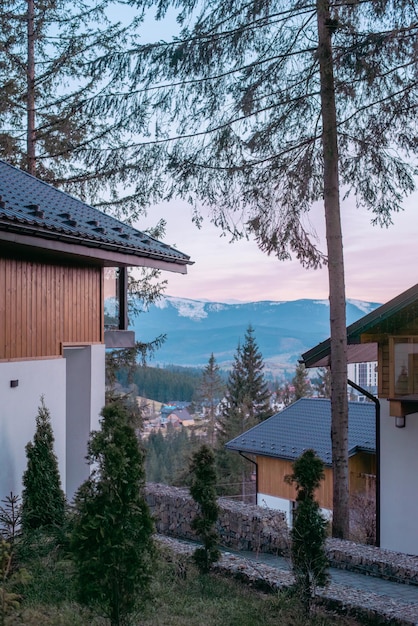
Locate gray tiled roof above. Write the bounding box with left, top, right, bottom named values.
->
left=0, top=159, right=190, bottom=266
left=225, top=398, right=375, bottom=466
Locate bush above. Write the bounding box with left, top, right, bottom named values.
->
left=21, top=398, right=66, bottom=532
left=350, top=491, right=376, bottom=545
left=189, top=445, right=220, bottom=573
left=286, top=449, right=329, bottom=611
left=70, top=403, right=155, bottom=626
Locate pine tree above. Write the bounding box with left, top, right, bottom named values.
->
left=21, top=397, right=66, bottom=531
left=217, top=345, right=251, bottom=498
left=200, top=353, right=224, bottom=445
left=219, top=326, right=271, bottom=439
left=314, top=367, right=332, bottom=398
left=145, top=431, right=169, bottom=484
left=278, top=381, right=293, bottom=408
left=217, top=326, right=271, bottom=498
left=0, top=0, right=149, bottom=218
left=286, top=449, right=329, bottom=613
left=71, top=403, right=155, bottom=626
left=292, top=363, right=313, bottom=401
left=189, top=444, right=220, bottom=573
left=240, top=326, right=271, bottom=422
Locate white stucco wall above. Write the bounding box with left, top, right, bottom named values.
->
left=0, top=358, right=66, bottom=502
left=257, top=492, right=332, bottom=527
left=0, top=344, right=105, bottom=506
left=64, top=344, right=105, bottom=500
left=380, top=400, right=418, bottom=555
left=257, top=493, right=293, bottom=524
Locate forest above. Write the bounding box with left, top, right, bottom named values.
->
left=116, top=364, right=216, bottom=403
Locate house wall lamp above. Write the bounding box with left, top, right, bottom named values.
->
left=395, top=416, right=406, bottom=428
left=10, top=380, right=19, bottom=388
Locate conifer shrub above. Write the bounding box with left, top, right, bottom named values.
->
left=286, top=449, right=329, bottom=612
left=70, top=403, right=155, bottom=626
left=21, top=398, right=66, bottom=532
left=0, top=538, right=21, bottom=624
left=189, top=444, right=220, bottom=574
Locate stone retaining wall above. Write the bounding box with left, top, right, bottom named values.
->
left=157, top=536, right=418, bottom=626
left=326, top=539, right=418, bottom=586
left=145, top=483, right=418, bottom=586
left=145, top=483, right=288, bottom=554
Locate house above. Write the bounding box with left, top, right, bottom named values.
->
left=158, top=405, right=195, bottom=429
left=225, top=398, right=376, bottom=526
left=160, top=404, right=178, bottom=423
left=0, top=159, right=191, bottom=501
left=169, top=407, right=194, bottom=426
left=301, top=283, right=418, bottom=556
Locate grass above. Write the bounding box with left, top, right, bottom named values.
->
left=4, top=535, right=364, bottom=626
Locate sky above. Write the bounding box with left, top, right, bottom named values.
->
left=141, top=191, right=418, bottom=305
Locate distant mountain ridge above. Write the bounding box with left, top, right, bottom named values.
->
left=129, top=296, right=381, bottom=376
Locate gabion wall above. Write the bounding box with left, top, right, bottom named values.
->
left=145, top=482, right=289, bottom=554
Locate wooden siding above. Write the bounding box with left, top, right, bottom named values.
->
left=379, top=343, right=388, bottom=397
left=257, top=453, right=376, bottom=511
left=364, top=315, right=418, bottom=399
left=349, top=452, right=376, bottom=495
left=0, top=257, right=103, bottom=359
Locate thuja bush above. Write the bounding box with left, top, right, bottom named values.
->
left=21, top=398, right=66, bottom=532
left=286, top=449, right=329, bottom=612
left=70, top=403, right=155, bottom=626
left=189, top=444, right=220, bottom=574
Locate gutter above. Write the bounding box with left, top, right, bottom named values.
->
left=347, top=379, right=380, bottom=548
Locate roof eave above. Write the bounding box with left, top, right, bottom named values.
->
left=0, top=228, right=190, bottom=273
left=225, top=444, right=333, bottom=466
left=302, top=342, right=378, bottom=368
left=302, top=284, right=418, bottom=368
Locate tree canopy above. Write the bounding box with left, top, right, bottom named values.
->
left=115, top=0, right=418, bottom=539
left=0, top=0, right=158, bottom=219
left=292, top=362, right=313, bottom=401
left=97, top=1, right=418, bottom=240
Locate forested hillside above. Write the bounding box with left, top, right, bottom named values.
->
left=117, top=365, right=207, bottom=403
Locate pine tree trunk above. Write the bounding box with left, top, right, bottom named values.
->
left=27, top=0, right=36, bottom=175
left=316, top=0, right=349, bottom=539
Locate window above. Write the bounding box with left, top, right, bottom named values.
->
left=390, top=336, right=418, bottom=397
left=358, top=363, right=368, bottom=388
left=103, top=267, right=128, bottom=330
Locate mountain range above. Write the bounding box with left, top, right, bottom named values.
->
left=129, top=296, right=381, bottom=377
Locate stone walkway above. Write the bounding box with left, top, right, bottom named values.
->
left=157, top=536, right=418, bottom=625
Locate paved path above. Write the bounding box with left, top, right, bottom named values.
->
left=232, top=549, right=418, bottom=604
left=220, top=547, right=418, bottom=624
left=158, top=536, right=418, bottom=625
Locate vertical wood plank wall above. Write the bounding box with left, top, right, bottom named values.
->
left=349, top=451, right=376, bottom=494
left=257, top=456, right=333, bottom=510
left=0, top=257, right=102, bottom=359
left=257, top=453, right=375, bottom=510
